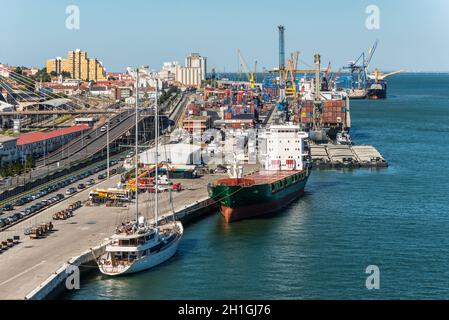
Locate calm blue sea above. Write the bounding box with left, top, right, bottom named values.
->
left=65, top=73, right=449, bottom=299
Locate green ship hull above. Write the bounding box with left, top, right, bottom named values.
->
left=208, top=170, right=309, bottom=222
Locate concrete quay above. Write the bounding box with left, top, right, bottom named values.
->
left=310, top=144, right=388, bottom=169
left=0, top=173, right=222, bottom=300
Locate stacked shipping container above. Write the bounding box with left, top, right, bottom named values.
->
left=300, top=100, right=347, bottom=126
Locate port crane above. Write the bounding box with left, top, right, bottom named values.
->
left=285, top=52, right=299, bottom=97
left=342, top=40, right=379, bottom=89
left=237, top=49, right=257, bottom=89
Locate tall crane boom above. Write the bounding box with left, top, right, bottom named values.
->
left=237, top=49, right=256, bottom=88
left=365, top=40, right=379, bottom=71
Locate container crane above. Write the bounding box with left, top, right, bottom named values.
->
left=342, top=40, right=379, bottom=90
left=237, top=49, right=256, bottom=88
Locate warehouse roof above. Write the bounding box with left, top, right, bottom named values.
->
left=17, top=124, right=89, bottom=146
left=38, top=98, right=72, bottom=108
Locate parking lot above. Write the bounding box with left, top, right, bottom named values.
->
left=0, top=157, right=123, bottom=232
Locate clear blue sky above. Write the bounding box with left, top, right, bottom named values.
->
left=1, top=0, right=448, bottom=72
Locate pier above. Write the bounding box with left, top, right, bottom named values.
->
left=310, top=144, right=388, bottom=168
left=0, top=173, right=222, bottom=300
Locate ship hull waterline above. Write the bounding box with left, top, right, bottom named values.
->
left=220, top=187, right=305, bottom=222
left=99, top=238, right=181, bottom=276
left=209, top=171, right=309, bottom=223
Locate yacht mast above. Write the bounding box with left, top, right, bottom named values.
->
left=135, top=68, right=139, bottom=221
left=155, top=79, right=159, bottom=226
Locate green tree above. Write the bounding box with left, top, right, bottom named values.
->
left=25, top=155, right=34, bottom=170
left=61, top=71, right=72, bottom=78
left=32, top=67, right=51, bottom=82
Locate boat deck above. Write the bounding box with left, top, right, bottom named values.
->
left=217, top=170, right=304, bottom=187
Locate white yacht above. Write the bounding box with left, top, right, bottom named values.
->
left=97, top=73, right=183, bottom=276
left=98, top=217, right=183, bottom=275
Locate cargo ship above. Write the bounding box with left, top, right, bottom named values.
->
left=366, top=79, right=387, bottom=99
left=208, top=125, right=310, bottom=223
left=366, top=69, right=402, bottom=100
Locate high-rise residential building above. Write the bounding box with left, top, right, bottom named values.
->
left=159, top=61, right=179, bottom=81
left=46, top=49, right=107, bottom=82
left=175, top=53, right=207, bottom=86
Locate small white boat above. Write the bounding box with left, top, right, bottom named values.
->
left=336, top=131, right=352, bottom=145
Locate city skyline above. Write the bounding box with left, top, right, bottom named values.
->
left=1, top=0, right=449, bottom=73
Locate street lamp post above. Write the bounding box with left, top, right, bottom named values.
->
left=107, top=120, right=110, bottom=180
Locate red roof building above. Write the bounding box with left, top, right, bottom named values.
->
left=17, top=125, right=90, bottom=160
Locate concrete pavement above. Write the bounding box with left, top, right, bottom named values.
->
left=0, top=173, right=221, bottom=299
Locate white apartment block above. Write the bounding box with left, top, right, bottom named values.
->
left=175, top=53, right=207, bottom=86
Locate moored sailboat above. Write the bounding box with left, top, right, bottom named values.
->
left=97, top=72, right=183, bottom=276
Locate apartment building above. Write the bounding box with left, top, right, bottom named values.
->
left=46, top=50, right=107, bottom=82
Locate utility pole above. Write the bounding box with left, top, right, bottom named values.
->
left=106, top=119, right=110, bottom=179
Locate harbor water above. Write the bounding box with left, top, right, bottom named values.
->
left=64, top=73, right=449, bottom=299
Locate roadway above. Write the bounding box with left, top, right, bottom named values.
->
left=0, top=110, right=118, bottom=116
left=0, top=93, right=190, bottom=199
left=36, top=110, right=135, bottom=167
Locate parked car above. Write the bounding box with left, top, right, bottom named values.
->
left=14, top=198, right=25, bottom=206
left=7, top=215, right=18, bottom=223
left=87, top=179, right=95, bottom=186
left=97, top=174, right=106, bottom=180
left=66, top=187, right=77, bottom=195
left=78, top=183, right=86, bottom=190
left=57, top=194, right=65, bottom=200
left=0, top=219, right=7, bottom=228
left=2, top=204, right=14, bottom=211
left=14, top=213, right=24, bottom=220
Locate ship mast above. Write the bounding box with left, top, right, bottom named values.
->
left=135, top=68, right=139, bottom=222
left=155, top=79, right=159, bottom=229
